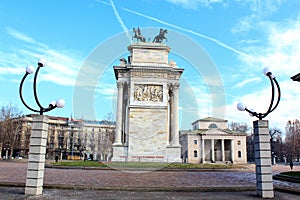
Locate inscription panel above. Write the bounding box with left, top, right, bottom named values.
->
left=132, top=49, right=168, bottom=64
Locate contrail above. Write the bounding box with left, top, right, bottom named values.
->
left=123, top=7, right=251, bottom=58
left=109, top=0, right=131, bottom=42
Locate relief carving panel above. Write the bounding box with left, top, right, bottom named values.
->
left=134, top=84, right=163, bottom=102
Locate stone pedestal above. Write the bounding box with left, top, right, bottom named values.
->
left=25, top=115, right=48, bottom=195
left=253, top=120, right=274, bottom=198
left=112, top=145, right=128, bottom=162
left=166, top=146, right=181, bottom=162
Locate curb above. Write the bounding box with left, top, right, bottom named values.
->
left=274, top=186, right=300, bottom=195
left=0, top=182, right=255, bottom=192
left=45, top=164, right=251, bottom=172
left=0, top=182, right=299, bottom=195
left=273, top=174, right=300, bottom=183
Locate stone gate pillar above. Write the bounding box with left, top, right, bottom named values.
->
left=253, top=120, right=274, bottom=198
left=25, top=115, right=48, bottom=195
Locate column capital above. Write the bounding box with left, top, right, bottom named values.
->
left=168, top=83, right=180, bottom=90
left=172, top=83, right=180, bottom=90
left=117, top=81, right=125, bottom=88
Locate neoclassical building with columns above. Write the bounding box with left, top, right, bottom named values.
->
left=180, top=117, right=247, bottom=164
left=112, top=42, right=184, bottom=162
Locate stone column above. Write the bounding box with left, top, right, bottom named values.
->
left=201, top=139, right=205, bottom=163
left=170, top=83, right=180, bottom=146
left=231, top=140, right=234, bottom=163
left=168, top=83, right=173, bottom=145
left=25, top=115, right=48, bottom=195
left=211, top=139, right=215, bottom=162
left=114, top=81, right=124, bottom=145
left=221, top=139, right=225, bottom=162
left=253, top=120, right=274, bottom=198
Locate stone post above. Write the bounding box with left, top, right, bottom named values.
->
left=25, top=115, right=48, bottom=195
left=253, top=120, right=274, bottom=198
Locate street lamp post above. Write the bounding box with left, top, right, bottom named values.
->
left=237, top=67, right=281, bottom=199
left=19, top=58, right=65, bottom=195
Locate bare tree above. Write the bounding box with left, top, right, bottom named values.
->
left=285, top=119, right=300, bottom=161
left=228, top=122, right=249, bottom=133
left=103, top=112, right=115, bottom=123
left=0, top=104, right=23, bottom=159
left=269, top=128, right=283, bottom=163
left=96, top=113, right=116, bottom=161
left=97, top=127, right=115, bottom=161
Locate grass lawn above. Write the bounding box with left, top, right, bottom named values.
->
left=281, top=171, right=300, bottom=178
left=52, top=161, right=107, bottom=167
left=51, top=161, right=247, bottom=169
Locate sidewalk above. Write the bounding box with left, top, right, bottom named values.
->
left=0, top=160, right=299, bottom=199
left=1, top=186, right=300, bottom=200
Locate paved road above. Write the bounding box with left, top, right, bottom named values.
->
left=0, top=160, right=299, bottom=199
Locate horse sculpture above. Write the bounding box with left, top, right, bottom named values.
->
left=153, top=29, right=167, bottom=43
left=132, top=27, right=146, bottom=42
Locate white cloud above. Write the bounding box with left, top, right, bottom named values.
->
left=233, top=77, right=262, bottom=89
left=225, top=14, right=300, bottom=132
left=95, top=82, right=116, bottom=98
left=165, top=0, right=224, bottom=9
left=6, top=27, right=36, bottom=44
left=0, top=28, right=84, bottom=87
left=231, top=0, right=285, bottom=33
left=239, top=15, right=300, bottom=77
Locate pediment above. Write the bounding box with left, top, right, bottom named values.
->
left=201, top=129, right=232, bottom=135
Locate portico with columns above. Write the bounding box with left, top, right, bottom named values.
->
left=180, top=117, right=247, bottom=164
left=112, top=42, right=184, bottom=162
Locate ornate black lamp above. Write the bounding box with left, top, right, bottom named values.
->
left=237, top=67, right=281, bottom=119
left=19, top=58, right=65, bottom=115
left=236, top=67, right=280, bottom=198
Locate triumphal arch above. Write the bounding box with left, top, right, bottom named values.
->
left=112, top=30, right=184, bottom=162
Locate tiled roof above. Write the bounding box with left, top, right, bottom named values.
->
left=192, top=117, right=228, bottom=124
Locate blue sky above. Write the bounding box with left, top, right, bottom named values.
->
left=1, top=0, right=300, bottom=132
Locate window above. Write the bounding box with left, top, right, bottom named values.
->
left=238, top=151, right=242, bottom=158
left=194, top=140, right=197, bottom=145
left=194, top=150, right=198, bottom=157
left=208, top=123, right=218, bottom=129
left=237, top=140, right=241, bottom=145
